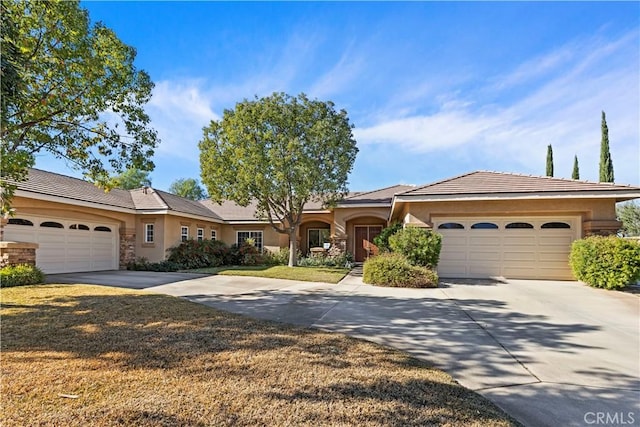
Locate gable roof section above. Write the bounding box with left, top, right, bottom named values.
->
left=133, top=188, right=223, bottom=221
left=338, top=184, right=415, bottom=206
left=14, top=168, right=135, bottom=210
left=200, top=199, right=263, bottom=222
left=396, top=171, right=640, bottom=201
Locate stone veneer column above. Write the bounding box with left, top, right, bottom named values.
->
left=119, top=228, right=136, bottom=269
left=329, top=235, right=347, bottom=256
left=0, top=242, right=39, bottom=268
left=583, top=220, right=622, bottom=236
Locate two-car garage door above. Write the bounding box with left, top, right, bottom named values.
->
left=434, top=216, right=579, bottom=280
left=4, top=215, right=119, bottom=274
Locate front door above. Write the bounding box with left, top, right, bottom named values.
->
left=354, top=226, right=383, bottom=262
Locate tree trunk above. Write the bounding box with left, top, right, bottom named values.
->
left=288, top=227, right=298, bottom=267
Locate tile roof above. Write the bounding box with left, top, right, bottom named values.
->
left=339, top=184, right=415, bottom=205
left=200, top=199, right=264, bottom=221
left=16, top=169, right=221, bottom=220
left=135, top=189, right=223, bottom=220
left=398, top=171, right=640, bottom=198
left=14, top=168, right=135, bottom=209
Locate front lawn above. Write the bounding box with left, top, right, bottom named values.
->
left=185, top=265, right=350, bottom=284
left=1, top=285, right=518, bottom=426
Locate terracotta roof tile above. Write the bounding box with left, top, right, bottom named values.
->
left=200, top=199, right=263, bottom=221
left=154, top=190, right=222, bottom=220
left=339, top=184, right=415, bottom=205
left=14, top=169, right=135, bottom=209
left=399, top=171, right=640, bottom=197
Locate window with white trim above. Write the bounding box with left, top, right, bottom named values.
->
left=308, top=228, right=330, bottom=250
left=211, top=230, right=217, bottom=240
left=145, top=224, right=154, bottom=243
left=237, top=231, right=263, bottom=251
left=197, top=228, right=204, bottom=241
left=181, top=226, right=189, bottom=242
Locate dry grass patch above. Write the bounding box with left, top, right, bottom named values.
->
left=1, top=285, right=518, bottom=426
left=186, top=265, right=350, bottom=284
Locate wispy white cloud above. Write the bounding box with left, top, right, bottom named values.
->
left=146, top=80, right=218, bottom=160
left=308, top=44, right=365, bottom=99
left=354, top=30, right=640, bottom=184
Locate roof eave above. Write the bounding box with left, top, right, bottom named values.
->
left=335, top=202, right=392, bottom=208
left=138, top=210, right=224, bottom=223
left=14, top=189, right=136, bottom=214
left=394, top=191, right=640, bottom=203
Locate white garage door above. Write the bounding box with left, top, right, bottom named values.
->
left=4, top=215, right=119, bottom=274
left=434, top=216, right=579, bottom=280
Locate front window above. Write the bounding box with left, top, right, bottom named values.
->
left=211, top=230, right=217, bottom=240
left=237, top=231, right=263, bottom=251
left=308, top=228, right=330, bottom=250
left=181, top=226, right=189, bottom=242
left=197, top=228, right=204, bottom=241
left=145, top=224, right=154, bottom=243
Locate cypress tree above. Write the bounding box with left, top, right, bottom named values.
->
left=599, top=111, right=614, bottom=182
left=546, top=144, right=554, bottom=177
left=572, top=155, right=580, bottom=180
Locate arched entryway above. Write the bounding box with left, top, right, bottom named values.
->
left=300, top=220, right=332, bottom=255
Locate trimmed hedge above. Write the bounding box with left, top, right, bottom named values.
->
left=363, top=253, right=439, bottom=288
left=0, top=264, right=46, bottom=287
left=569, top=236, right=640, bottom=290
left=388, top=226, right=442, bottom=268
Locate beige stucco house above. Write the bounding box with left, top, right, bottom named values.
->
left=3, top=168, right=639, bottom=280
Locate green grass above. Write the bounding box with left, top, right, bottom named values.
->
left=184, top=265, right=350, bottom=284
left=1, top=285, right=519, bottom=426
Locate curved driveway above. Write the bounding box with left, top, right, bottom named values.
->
left=49, top=270, right=640, bottom=427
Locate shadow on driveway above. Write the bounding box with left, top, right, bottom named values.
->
left=46, top=270, right=208, bottom=289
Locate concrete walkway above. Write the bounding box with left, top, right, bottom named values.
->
left=48, top=269, right=640, bottom=427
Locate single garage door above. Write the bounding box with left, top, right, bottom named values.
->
left=4, top=215, right=119, bottom=274
left=434, top=216, right=579, bottom=280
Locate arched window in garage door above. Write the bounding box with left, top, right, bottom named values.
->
left=438, top=222, right=465, bottom=229
left=506, top=222, right=534, bottom=229
left=471, top=222, right=498, bottom=229
left=94, top=226, right=112, bottom=232
left=40, top=221, right=63, bottom=228
left=541, top=222, right=571, bottom=229
left=8, top=218, right=33, bottom=226
left=69, top=224, right=90, bottom=230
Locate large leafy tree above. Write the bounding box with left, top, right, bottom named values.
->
left=1, top=0, right=158, bottom=214
left=112, top=168, right=151, bottom=190
left=168, top=178, right=207, bottom=200
left=617, top=201, right=640, bottom=236
left=599, top=111, right=614, bottom=183
left=199, top=92, right=358, bottom=267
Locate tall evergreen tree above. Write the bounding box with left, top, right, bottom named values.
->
left=546, top=144, right=554, bottom=177
left=599, top=111, right=614, bottom=182
left=572, top=155, right=580, bottom=180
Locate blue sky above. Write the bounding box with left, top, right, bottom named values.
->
left=37, top=1, right=640, bottom=191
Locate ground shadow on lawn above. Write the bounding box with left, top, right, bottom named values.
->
left=1, top=286, right=519, bottom=426
left=183, top=287, right=639, bottom=394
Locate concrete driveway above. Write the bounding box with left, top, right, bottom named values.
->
left=48, top=270, right=640, bottom=427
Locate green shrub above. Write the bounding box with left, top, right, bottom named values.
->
left=229, top=242, right=263, bottom=266
left=298, top=252, right=353, bottom=268
left=373, top=222, right=403, bottom=253
left=0, top=264, right=45, bottom=287
left=263, top=247, right=292, bottom=265
left=388, top=226, right=442, bottom=268
left=363, top=253, right=438, bottom=288
left=569, top=236, right=640, bottom=290
left=167, top=239, right=230, bottom=269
